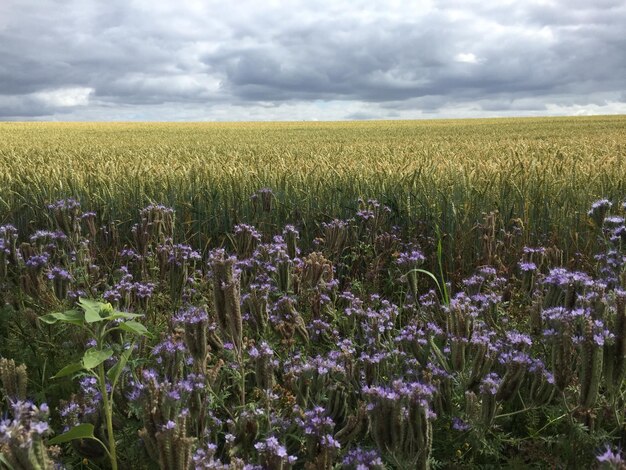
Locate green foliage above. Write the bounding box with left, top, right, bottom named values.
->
left=48, top=423, right=95, bottom=445
left=39, top=299, right=149, bottom=470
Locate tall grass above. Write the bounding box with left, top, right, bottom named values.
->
left=1, top=116, right=625, bottom=274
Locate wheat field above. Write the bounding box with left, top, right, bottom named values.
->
left=1, top=116, right=625, bottom=271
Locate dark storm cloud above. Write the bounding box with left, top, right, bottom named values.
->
left=0, top=0, right=624, bottom=120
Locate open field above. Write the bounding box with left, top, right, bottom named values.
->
left=1, top=116, right=625, bottom=274
left=1, top=116, right=626, bottom=469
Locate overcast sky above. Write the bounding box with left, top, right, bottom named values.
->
left=1, top=0, right=625, bottom=121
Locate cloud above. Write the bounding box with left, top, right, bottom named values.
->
left=454, top=53, right=480, bottom=64
left=33, top=88, right=93, bottom=107
left=1, top=0, right=625, bottom=120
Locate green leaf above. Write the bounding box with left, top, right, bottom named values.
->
left=118, top=320, right=149, bottom=337
left=103, top=311, right=144, bottom=321
left=52, top=362, right=84, bottom=379
left=0, top=452, right=12, bottom=468
left=79, top=298, right=110, bottom=323
left=39, top=310, right=84, bottom=326
left=82, top=348, right=113, bottom=370
left=48, top=423, right=95, bottom=445
left=409, top=268, right=446, bottom=301
left=107, top=343, right=134, bottom=386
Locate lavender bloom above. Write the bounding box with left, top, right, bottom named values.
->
left=46, top=266, right=72, bottom=281
left=120, top=247, right=143, bottom=261
left=518, top=261, right=537, bottom=272
left=543, top=268, right=594, bottom=288
left=140, top=203, right=174, bottom=216
left=254, top=436, right=297, bottom=465
left=604, top=216, right=625, bottom=227
left=523, top=246, right=546, bottom=255
left=362, top=379, right=437, bottom=411
left=168, top=243, right=201, bottom=265
left=596, top=445, right=625, bottom=467
left=250, top=188, right=275, bottom=213
left=297, top=406, right=335, bottom=437
left=320, top=434, right=340, bottom=450
left=588, top=199, right=613, bottom=227
left=174, top=306, right=209, bottom=325
left=506, top=331, right=533, bottom=347
left=452, top=417, right=471, bottom=431
left=395, top=249, right=426, bottom=267
left=47, top=198, right=81, bottom=211
left=342, top=447, right=384, bottom=469
left=322, top=219, right=350, bottom=230
left=248, top=341, right=274, bottom=359
left=25, top=253, right=50, bottom=269
left=589, top=199, right=613, bottom=212
left=234, top=223, right=262, bottom=240
left=192, top=443, right=232, bottom=469
left=30, top=230, right=68, bottom=245
left=0, top=224, right=18, bottom=238
left=103, top=267, right=155, bottom=306
left=0, top=400, right=51, bottom=443
left=282, top=224, right=299, bottom=237
left=152, top=336, right=187, bottom=362
left=480, top=373, right=502, bottom=395
left=356, top=209, right=375, bottom=221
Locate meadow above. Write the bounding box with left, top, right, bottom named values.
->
left=1, top=116, right=626, bottom=469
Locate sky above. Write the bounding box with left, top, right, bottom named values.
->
left=1, top=0, right=625, bottom=121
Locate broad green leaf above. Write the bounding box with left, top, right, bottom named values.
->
left=82, top=348, right=113, bottom=370
left=39, top=310, right=84, bottom=326
left=118, top=320, right=149, bottom=336
left=48, top=423, right=95, bottom=445
left=79, top=298, right=110, bottom=323
left=52, top=362, right=84, bottom=379
left=107, top=343, right=134, bottom=386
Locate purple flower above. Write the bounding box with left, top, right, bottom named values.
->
left=452, top=417, right=471, bottom=431
left=342, top=447, right=384, bottom=469
left=480, top=373, right=501, bottom=395
left=587, top=199, right=613, bottom=215
left=46, top=266, right=72, bottom=281
left=0, top=400, right=52, bottom=447
left=297, top=406, right=335, bottom=437
left=48, top=198, right=81, bottom=211
left=518, top=261, right=537, bottom=272
left=597, top=445, right=624, bottom=466
left=506, top=331, right=532, bottom=347
left=320, top=433, right=341, bottom=449
left=140, top=203, right=174, bottom=216
left=396, top=249, right=426, bottom=267
left=254, top=436, right=295, bottom=463
left=25, top=253, right=50, bottom=269
left=174, top=306, right=208, bottom=325
left=31, top=421, right=49, bottom=435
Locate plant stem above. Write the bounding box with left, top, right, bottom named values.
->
left=98, top=363, right=118, bottom=470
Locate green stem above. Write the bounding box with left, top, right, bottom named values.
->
left=89, top=436, right=113, bottom=460
left=495, top=406, right=539, bottom=420
left=530, top=413, right=567, bottom=438
left=240, top=356, right=246, bottom=407
left=98, top=363, right=118, bottom=470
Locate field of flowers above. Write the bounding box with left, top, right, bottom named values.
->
left=1, top=117, right=626, bottom=468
